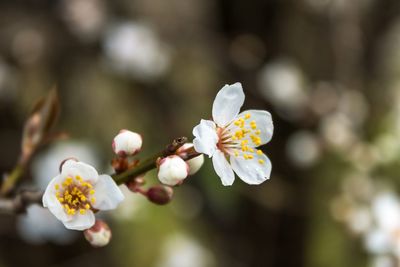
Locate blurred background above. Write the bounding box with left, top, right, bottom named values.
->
left=1, top=0, right=400, bottom=266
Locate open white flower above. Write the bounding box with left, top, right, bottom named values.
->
left=192, top=83, right=273, bottom=186
left=42, top=160, right=125, bottom=231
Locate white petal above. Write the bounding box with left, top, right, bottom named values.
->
left=212, top=150, right=235, bottom=186
left=187, top=154, right=204, bottom=175
left=192, top=119, right=218, bottom=157
left=92, top=175, right=125, bottom=210
left=230, top=152, right=272, bottom=185
left=61, top=160, right=99, bottom=183
left=212, top=83, right=245, bottom=127
left=42, top=175, right=70, bottom=222
left=63, top=211, right=95, bottom=231
left=227, top=109, right=273, bottom=146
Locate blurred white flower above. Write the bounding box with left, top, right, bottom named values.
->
left=286, top=130, right=321, bottom=168
left=156, top=233, right=215, bottom=267
left=364, top=192, right=400, bottom=258
left=193, top=83, right=273, bottom=186
left=60, top=0, right=106, bottom=41
left=32, top=141, right=100, bottom=190
left=319, top=112, right=357, bottom=150
left=43, top=160, right=124, bottom=230
left=257, top=59, right=308, bottom=119
left=17, top=204, right=78, bottom=245
left=103, top=22, right=170, bottom=80
left=337, top=89, right=369, bottom=127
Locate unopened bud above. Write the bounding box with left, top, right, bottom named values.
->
left=157, top=155, right=189, bottom=186
left=147, top=185, right=174, bottom=205
left=177, top=143, right=204, bottom=175
left=83, top=220, right=112, bottom=247
left=112, top=130, right=142, bottom=157
left=125, top=176, right=146, bottom=192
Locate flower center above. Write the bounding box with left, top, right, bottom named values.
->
left=218, top=113, right=265, bottom=165
left=54, top=175, right=96, bottom=215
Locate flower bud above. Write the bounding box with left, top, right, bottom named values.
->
left=147, top=185, right=174, bottom=205
left=83, top=220, right=112, bottom=247
left=125, top=176, right=146, bottom=192
left=157, top=155, right=189, bottom=186
left=177, top=143, right=204, bottom=175
left=112, top=130, right=142, bottom=156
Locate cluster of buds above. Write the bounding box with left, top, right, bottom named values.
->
left=110, top=130, right=204, bottom=206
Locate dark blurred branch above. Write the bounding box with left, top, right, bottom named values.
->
left=0, top=189, right=43, bottom=214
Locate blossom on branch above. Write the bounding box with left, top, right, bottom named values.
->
left=42, top=159, right=124, bottom=230
left=192, top=83, right=274, bottom=186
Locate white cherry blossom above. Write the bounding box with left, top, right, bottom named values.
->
left=42, top=160, right=124, bottom=231
left=192, top=82, right=273, bottom=186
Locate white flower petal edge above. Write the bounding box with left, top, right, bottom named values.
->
left=192, top=83, right=273, bottom=186
left=92, top=175, right=125, bottom=210
left=212, top=150, right=235, bottom=186
left=43, top=175, right=71, bottom=222
left=233, top=110, right=274, bottom=145
left=212, top=82, right=245, bottom=127
left=193, top=119, right=218, bottom=157
left=42, top=160, right=125, bottom=231
left=231, top=153, right=272, bottom=185
left=61, top=160, right=99, bottom=184
left=63, top=211, right=96, bottom=231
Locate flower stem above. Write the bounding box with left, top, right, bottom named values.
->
left=0, top=162, right=24, bottom=196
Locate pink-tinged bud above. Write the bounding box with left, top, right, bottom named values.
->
left=125, top=176, right=146, bottom=192
left=84, top=220, right=112, bottom=247
left=177, top=143, right=204, bottom=175
left=112, top=130, right=142, bottom=157
left=147, top=185, right=174, bottom=205
left=157, top=155, right=189, bottom=186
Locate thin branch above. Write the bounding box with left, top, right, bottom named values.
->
left=0, top=189, right=43, bottom=214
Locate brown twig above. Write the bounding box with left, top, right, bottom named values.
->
left=0, top=189, right=43, bottom=214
